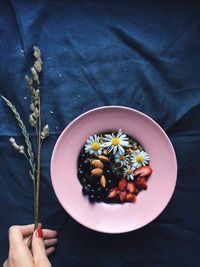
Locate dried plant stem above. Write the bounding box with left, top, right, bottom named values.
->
left=34, top=97, right=41, bottom=230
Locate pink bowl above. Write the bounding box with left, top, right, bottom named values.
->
left=51, top=106, right=177, bottom=233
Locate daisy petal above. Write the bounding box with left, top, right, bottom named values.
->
left=120, top=140, right=129, bottom=147
left=118, top=145, right=125, bottom=154
left=113, top=145, right=118, bottom=154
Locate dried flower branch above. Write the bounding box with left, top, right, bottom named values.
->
left=9, top=137, right=25, bottom=154
left=41, top=124, right=49, bottom=140
left=25, top=46, right=45, bottom=230
left=2, top=46, right=49, bottom=231
left=1, top=96, right=35, bottom=181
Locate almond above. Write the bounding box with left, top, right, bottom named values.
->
left=97, top=155, right=110, bottom=162
left=91, top=159, right=104, bottom=169
left=100, top=175, right=106, bottom=188
left=91, top=168, right=103, bottom=177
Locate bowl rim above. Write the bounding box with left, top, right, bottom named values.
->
left=51, top=105, right=177, bottom=233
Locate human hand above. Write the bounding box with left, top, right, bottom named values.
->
left=3, top=224, right=58, bottom=267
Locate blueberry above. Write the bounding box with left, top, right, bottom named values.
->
left=82, top=186, right=90, bottom=196
left=96, top=186, right=104, bottom=196
left=96, top=181, right=101, bottom=188
left=105, top=169, right=114, bottom=179
left=104, top=187, right=110, bottom=197
left=80, top=152, right=87, bottom=161
left=103, top=161, right=110, bottom=169
left=79, top=163, right=83, bottom=169
left=89, top=195, right=95, bottom=203
left=77, top=168, right=84, bottom=179
left=107, top=179, right=113, bottom=186
left=81, top=177, right=87, bottom=185
left=95, top=195, right=102, bottom=202
left=82, top=159, right=91, bottom=171
left=86, top=184, right=92, bottom=189
left=90, top=188, right=95, bottom=195
left=86, top=175, right=96, bottom=185
left=109, top=177, right=119, bottom=187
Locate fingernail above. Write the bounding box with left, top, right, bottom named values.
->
left=36, top=228, right=43, bottom=238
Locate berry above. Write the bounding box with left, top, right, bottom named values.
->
left=95, top=195, right=102, bottom=202
left=79, top=163, right=83, bottom=169
left=89, top=195, right=95, bottom=203
left=107, top=188, right=119, bottom=198
left=125, top=193, right=136, bottom=202
left=127, top=182, right=136, bottom=193
left=104, top=187, right=110, bottom=196
left=119, top=179, right=127, bottom=191
left=107, top=179, right=113, bottom=186
left=80, top=153, right=87, bottom=161
left=77, top=168, right=84, bottom=179
left=95, top=181, right=101, bottom=188
left=90, top=188, right=95, bottom=195
left=103, top=161, right=110, bottom=169
left=86, top=175, right=97, bottom=185
left=134, top=166, right=152, bottom=177
left=134, top=177, right=147, bottom=190
left=81, top=177, right=87, bottom=186
left=82, top=186, right=90, bottom=196
left=105, top=169, right=114, bottom=178
left=82, top=159, right=92, bottom=171
left=96, top=186, right=104, bottom=196
left=119, top=190, right=126, bottom=202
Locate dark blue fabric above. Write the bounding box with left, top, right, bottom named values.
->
left=0, top=0, right=200, bottom=266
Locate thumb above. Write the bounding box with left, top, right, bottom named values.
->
left=32, top=228, right=51, bottom=267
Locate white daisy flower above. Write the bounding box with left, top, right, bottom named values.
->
left=114, top=153, right=130, bottom=166
left=131, top=149, right=150, bottom=168
left=85, top=135, right=103, bottom=156
left=102, top=129, right=129, bottom=155
left=123, top=165, right=135, bottom=180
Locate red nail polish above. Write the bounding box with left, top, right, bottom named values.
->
left=36, top=228, right=43, bottom=238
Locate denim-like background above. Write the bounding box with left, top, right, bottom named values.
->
left=0, top=1, right=200, bottom=266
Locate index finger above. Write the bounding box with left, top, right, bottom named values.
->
left=9, top=224, right=41, bottom=249
left=8, top=226, right=34, bottom=265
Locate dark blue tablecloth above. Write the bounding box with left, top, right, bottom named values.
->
left=0, top=1, right=200, bottom=266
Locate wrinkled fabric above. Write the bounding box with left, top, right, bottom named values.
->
left=0, top=0, right=200, bottom=266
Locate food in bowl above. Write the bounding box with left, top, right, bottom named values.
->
left=77, top=129, right=153, bottom=204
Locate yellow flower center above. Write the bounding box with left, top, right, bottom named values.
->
left=120, top=155, right=125, bottom=161
left=91, top=142, right=100, bottom=151
left=112, top=137, right=120, bottom=146
left=127, top=169, right=132, bottom=175
left=136, top=155, right=144, bottom=163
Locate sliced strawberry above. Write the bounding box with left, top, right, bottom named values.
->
left=119, top=190, right=126, bottom=202
left=134, top=166, right=153, bottom=177
left=125, top=193, right=136, bottom=202
left=119, top=178, right=127, bottom=191
left=126, top=182, right=136, bottom=193
left=107, top=188, right=119, bottom=198
left=134, top=177, right=148, bottom=190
